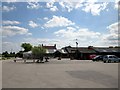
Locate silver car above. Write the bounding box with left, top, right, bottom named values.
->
left=103, top=55, right=120, bottom=63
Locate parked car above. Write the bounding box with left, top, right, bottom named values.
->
left=92, top=55, right=104, bottom=62
left=103, top=55, right=120, bottom=63
left=89, top=54, right=96, bottom=59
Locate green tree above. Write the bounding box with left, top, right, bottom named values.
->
left=2, top=51, right=9, bottom=57
left=16, top=51, right=24, bottom=58
left=32, top=45, right=46, bottom=62
left=21, top=43, right=32, bottom=52
left=9, top=52, right=16, bottom=57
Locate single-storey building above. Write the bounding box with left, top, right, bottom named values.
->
left=23, top=44, right=57, bottom=59
left=42, top=44, right=57, bottom=57
left=23, top=45, right=120, bottom=60
left=61, top=46, right=120, bottom=60
left=62, top=46, right=96, bottom=60
left=23, top=51, right=33, bottom=59
left=92, top=47, right=120, bottom=58
left=54, top=49, right=68, bottom=58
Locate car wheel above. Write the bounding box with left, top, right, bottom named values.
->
left=104, top=61, right=106, bottom=63
left=108, top=60, right=111, bottom=63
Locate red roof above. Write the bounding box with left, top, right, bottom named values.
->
left=42, top=46, right=56, bottom=49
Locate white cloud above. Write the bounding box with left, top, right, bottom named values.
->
left=59, top=1, right=83, bottom=12
left=44, top=17, right=49, bottom=20
left=27, top=2, right=41, bottom=9
left=107, top=22, right=119, bottom=34
left=102, top=22, right=119, bottom=45
left=82, top=2, right=108, bottom=16
left=46, top=0, right=58, bottom=12
left=54, top=26, right=101, bottom=40
left=50, top=6, right=58, bottom=12
left=28, top=21, right=39, bottom=28
left=26, top=0, right=40, bottom=2
left=41, top=27, right=45, bottom=29
left=23, top=37, right=60, bottom=47
left=27, top=33, right=32, bottom=36
left=44, top=16, right=75, bottom=28
left=46, top=1, right=54, bottom=8
left=2, top=0, right=41, bottom=2
left=2, top=20, right=20, bottom=25
left=2, top=41, right=21, bottom=53
left=54, top=26, right=102, bottom=47
left=2, top=22, right=119, bottom=53
left=59, top=1, right=108, bottom=15
left=1, top=1, right=109, bottom=15
left=114, top=0, right=119, bottom=9
left=1, top=0, right=117, bottom=3
left=2, top=0, right=40, bottom=2
left=2, top=0, right=18, bottom=2
left=53, top=22, right=119, bottom=47
left=54, top=22, right=119, bottom=47
left=2, top=5, right=16, bottom=12
left=2, top=26, right=31, bottom=37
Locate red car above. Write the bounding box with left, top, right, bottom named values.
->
left=89, top=54, right=96, bottom=59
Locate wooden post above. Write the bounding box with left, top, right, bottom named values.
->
left=24, top=59, right=26, bottom=63
left=33, top=59, right=35, bottom=63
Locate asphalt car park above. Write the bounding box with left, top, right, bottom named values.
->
left=2, top=59, right=118, bottom=88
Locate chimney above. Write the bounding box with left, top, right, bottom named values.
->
left=88, top=46, right=93, bottom=49
left=109, top=46, right=113, bottom=48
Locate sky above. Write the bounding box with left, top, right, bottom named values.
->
left=1, top=0, right=120, bottom=53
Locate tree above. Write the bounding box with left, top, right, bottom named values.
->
left=16, top=51, right=24, bottom=58
left=9, top=52, right=16, bottom=57
left=2, top=51, right=16, bottom=57
left=2, top=51, right=9, bottom=57
left=21, top=43, right=32, bottom=52
left=32, top=45, right=46, bottom=62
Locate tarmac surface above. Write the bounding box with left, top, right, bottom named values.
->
left=2, top=58, right=118, bottom=88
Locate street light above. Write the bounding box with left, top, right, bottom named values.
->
left=75, top=39, right=78, bottom=49
left=75, top=39, right=79, bottom=60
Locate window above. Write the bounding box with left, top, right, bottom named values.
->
left=104, top=56, right=107, bottom=58
left=109, top=56, right=113, bottom=58
left=103, top=50, right=107, bottom=52
left=112, top=50, right=117, bottom=52
left=112, top=56, right=117, bottom=58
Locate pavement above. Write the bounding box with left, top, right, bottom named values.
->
left=2, top=58, right=118, bottom=88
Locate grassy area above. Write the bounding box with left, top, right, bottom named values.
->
left=0, top=57, right=15, bottom=60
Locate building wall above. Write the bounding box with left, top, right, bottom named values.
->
left=46, top=49, right=56, bottom=54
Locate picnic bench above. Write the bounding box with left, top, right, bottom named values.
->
left=14, top=58, right=35, bottom=63
left=14, top=57, right=50, bottom=63
left=14, top=58, right=23, bottom=62
left=45, top=57, right=49, bottom=62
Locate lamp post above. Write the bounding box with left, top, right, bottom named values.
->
left=75, top=39, right=79, bottom=60
left=75, top=39, right=78, bottom=49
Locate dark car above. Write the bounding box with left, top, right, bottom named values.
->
left=92, top=55, right=104, bottom=62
